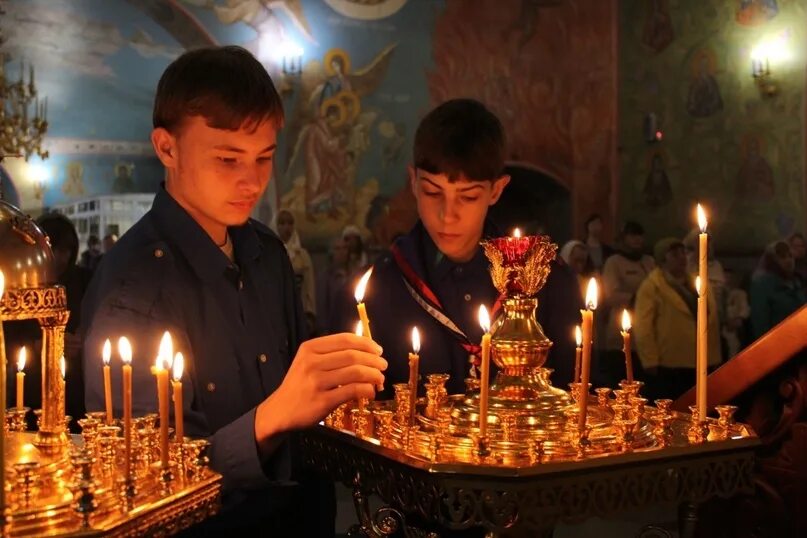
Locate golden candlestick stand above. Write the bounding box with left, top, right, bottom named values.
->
left=317, top=232, right=758, bottom=536
left=1, top=200, right=221, bottom=536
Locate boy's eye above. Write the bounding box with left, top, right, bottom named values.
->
left=422, top=190, right=440, bottom=197
left=461, top=196, right=479, bottom=203
left=217, top=156, right=237, bottom=164
left=257, top=156, right=273, bottom=163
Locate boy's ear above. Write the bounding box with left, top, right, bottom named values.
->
left=151, top=128, right=177, bottom=168
left=408, top=165, right=418, bottom=198
left=489, top=174, right=511, bottom=205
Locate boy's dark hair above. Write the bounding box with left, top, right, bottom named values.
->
left=413, top=99, right=505, bottom=181
left=153, top=46, right=283, bottom=133
left=37, top=213, right=80, bottom=266
left=621, top=220, right=645, bottom=237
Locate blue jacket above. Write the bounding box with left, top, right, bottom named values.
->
left=337, top=221, right=584, bottom=397
left=80, top=188, right=334, bottom=532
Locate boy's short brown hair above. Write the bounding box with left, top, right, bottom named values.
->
left=153, top=46, right=284, bottom=133
left=413, top=98, right=505, bottom=182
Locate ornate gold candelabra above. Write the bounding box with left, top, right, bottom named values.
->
left=325, top=232, right=754, bottom=466
left=1, top=199, right=220, bottom=536
left=0, top=1, right=49, bottom=162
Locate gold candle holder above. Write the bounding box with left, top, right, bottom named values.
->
left=424, top=382, right=440, bottom=419
left=687, top=405, right=710, bottom=444
left=372, top=409, right=394, bottom=447
left=595, top=387, right=611, bottom=409
left=351, top=408, right=373, bottom=439
left=528, top=437, right=546, bottom=464
left=464, top=377, right=480, bottom=393
left=393, top=383, right=411, bottom=425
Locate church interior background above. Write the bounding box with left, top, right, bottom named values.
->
left=2, top=0, right=807, bottom=536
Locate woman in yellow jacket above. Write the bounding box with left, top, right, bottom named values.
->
left=633, top=238, right=721, bottom=401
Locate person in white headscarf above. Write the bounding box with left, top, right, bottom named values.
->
left=560, top=239, right=588, bottom=299
left=274, top=209, right=316, bottom=333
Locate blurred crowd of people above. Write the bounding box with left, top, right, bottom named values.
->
left=559, top=214, right=807, bottom=400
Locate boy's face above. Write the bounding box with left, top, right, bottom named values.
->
left=152, top=116, right=277, bottom=236
left=410, top=167, right=509, bottom=263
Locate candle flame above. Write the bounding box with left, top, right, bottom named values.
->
left=695, top=276, right=702, bottom=296
left=60, top=355, right=66, bottom=380
left=411, top=327, right=421, bottom=354
left=697, top=204, right=707, bottom=233
left=575, top=325, right=582, bottom=347
left=118, top=336, right=132, bottom=365
left=354, top=268, right=373, bottom=303
left=354, top=321, right=363, bottom=337
left=478, top=304, right=491, bottom=333
left=173, top=352, right=184, bottom=382
left=585, top=278, right=598, bottom=310
left=621, top=309, right=632, bottom=332
left=102, top=339, right=111, bottom=366
left=17, top=346, right=26, bottom=372
left=158, top=331, right=173, bottom=370
left=513, top=228, right=522, bottom=238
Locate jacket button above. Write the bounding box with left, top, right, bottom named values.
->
left=464, top=293, right=472, bottom=302
left=154, top=248, right=164, bottom=258
left=259, top=353, right=267, bottom=363
left=206, top=382, right=216, bottom=392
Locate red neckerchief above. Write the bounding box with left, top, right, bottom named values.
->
left=390, top=243, right=502, bottom=366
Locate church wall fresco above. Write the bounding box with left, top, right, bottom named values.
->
left=2, top=0, right=618, bottom=249
left=619, top=0, right=807, bottom=254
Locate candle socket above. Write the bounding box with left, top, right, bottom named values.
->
left=424, top=382, right=440, bottom=419
left=351, top=408, right=373, bottom=438
left=619, top=380, right=644, bottom=398
left=372, top=409, right=394, bottom=447
left=595, top=388, right=612, bottom=409
left=687, top=405, right=710, bottom=444
left=614, top=416, right=638, bottom=452
left=393, top=383, right=411, bottom=425
left=474, top=434, right=491, bottom=460
left=715, top=404, right=738, bottom=430
left=6, top=406, right=30, bottom=432
left=13, top=461, right=41, bottom=508
left=575, top=425, right=592, bottom=460
left=464, top=377, right=480, bottom=393
left=425, top=373, right=449, bottom=406
left=528, top=438, right=546, bottom=464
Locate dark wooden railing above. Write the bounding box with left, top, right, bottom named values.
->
left=671, top=305, right=807, bottom=537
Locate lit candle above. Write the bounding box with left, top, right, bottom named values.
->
left=621, top=310, right=633, bottom=383
left=16, top=347, right=26, bottom=409
left=578, top=278, right=598, bottom=433
left=172, top=352, right=184, bottom=442
left=696, top=204, right=708, bottom=418
left=513, top=227, right=522, bottom=238
left=354, top=268, right=373, bottom=340
left=478, top=305, right=492, bottom=438
left=155, top=331, right=173, bottom=470
left=102, top=338, right=113, bottom=424
left=119, top=337, right=133, bottom=480
left=574, top=326, right=582, bottom=383
left=1, top=271, right=8, bottom=515
left=695, top=276, right=707, bottom=419
left=408, top=327, right=420, bottom=426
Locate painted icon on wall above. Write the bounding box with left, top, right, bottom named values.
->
left=736, top=0, right=779, bottom=27
left=686, top=49, right=723, bottom=118
left=643, top=151, right=673, bottom=208
left=62, top=161, right=86, bottom=197
left=642, top=0, right=674, bottom=53
left=736, top=134, right=775, bottom=201
left=113, top=162, right=135, bottom=193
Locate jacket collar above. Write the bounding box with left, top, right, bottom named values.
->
left=149, top=185, right=262, bottom=283
left=393, top=220, right=499, bottom=284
